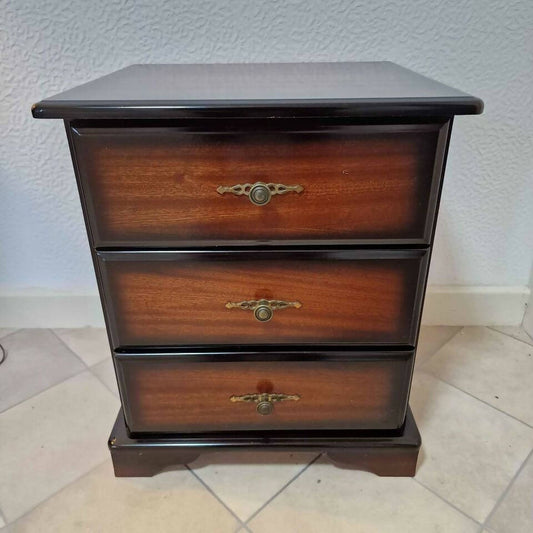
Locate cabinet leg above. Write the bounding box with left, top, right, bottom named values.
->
left=326, top=447, right=419, bottom=477
left=111, top=448, right=200, bottom=477
left=108, top=408, right=421, bottom=478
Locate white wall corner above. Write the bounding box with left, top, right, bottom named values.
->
left=524, top=299, right=533, bottom=336
left=522, top=267, right=533, bottom=337
left=0, top=285, right=530, bottom=329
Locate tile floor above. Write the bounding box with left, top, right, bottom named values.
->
left=0, top=326, right=532, bottom=532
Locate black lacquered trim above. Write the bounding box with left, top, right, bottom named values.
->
left=109, top=406, right=421, bottom=447
left=113, top=347, right=415, bottom=363
left=96, top=247, right=429, bottom=261
left=33, top=97, right=483, bottom=120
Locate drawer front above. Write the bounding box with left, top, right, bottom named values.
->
left=72, top=121, right=446, bottom=246
left=116, top=351, right=414, bottom=433
left=98, top=249, right=427, bottom=348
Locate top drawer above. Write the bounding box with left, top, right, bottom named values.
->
left=70, top=120, right=448, bottom=247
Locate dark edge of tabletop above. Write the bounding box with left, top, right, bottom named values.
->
left=32, top=97, right=483, bottom=120
left=32, top=62, right=483, bottom=119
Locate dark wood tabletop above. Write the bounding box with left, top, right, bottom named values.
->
left=32, top=62, right=483, bottom=119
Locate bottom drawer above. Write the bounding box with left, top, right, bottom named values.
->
left=116, top=350, right=414, bottom=433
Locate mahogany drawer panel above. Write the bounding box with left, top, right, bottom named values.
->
left=71, top=121, right=446, bottom=246
left=115, top=351, right=414, bottom=433
left=98, top=249, right=428, bottom=348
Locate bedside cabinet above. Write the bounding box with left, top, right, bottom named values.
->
left=33, top=62, right=482, bottom=477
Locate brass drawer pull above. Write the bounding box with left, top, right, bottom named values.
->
left=225, top=299, right=302, bottom=322
left=230, top=392, right=301, bottom=415
left=216, top=182, right=303, bottom=206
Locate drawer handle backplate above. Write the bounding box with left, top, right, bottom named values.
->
left=225, top=299, right=302, bottom=322
left=216, top=182, right=303, bottom=206
left=230, top=392, right=301, bottom=415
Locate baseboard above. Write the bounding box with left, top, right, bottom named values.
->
left=0, top=289, right=104, bottom=328
left=421, top=286, right=530, bottom=326
left=0, top=286, right=529, bottom=328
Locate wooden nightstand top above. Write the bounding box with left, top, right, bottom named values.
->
left=32, top=61, right=483, bottom=119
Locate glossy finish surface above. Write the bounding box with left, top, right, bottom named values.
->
left=115, top=351, right=414, bottom=433
left=31, top=61, right=479, bottom=477
left=98, top=249, right=428, bottom=348
left=109, top=406, right=421, bottom=477
left=72, top=122, right=444, bottom=246
left=32, top=62, right=483, bottom=119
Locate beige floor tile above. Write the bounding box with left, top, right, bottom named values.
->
left=91, top=358, right=119, bottom=397
left=11, top=461, right=239, bottom=533
left=411, top=372, right=533, bottom=522
left=189, top=451, right=318, bottom=521
left=0, top=329, right=85, bottom=412
left=53, top=327, right=109, bottom=367
left=0, top=515, right=5, bottom=528
left=487, top=451, right=533, bottom=533
left=0, top=372, right=119, bottom=522
left=490, top=326, right=533, bottom=346
left=0, top=329, right=18, bottom=340
left=415, top=326, right=462, bottom=368
left=248, top=456, right=479, bottom=533
left=423, top=327, right=533, bottom=425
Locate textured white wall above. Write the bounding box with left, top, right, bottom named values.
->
left=1, top=0, right=532, bottom=292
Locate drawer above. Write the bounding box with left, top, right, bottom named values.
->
left=115, top=350, right=414, bottom=433
left=98, top=249, right=428, bottom=348
left=71, top=121, right=447, bottom=246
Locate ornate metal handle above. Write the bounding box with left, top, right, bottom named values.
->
left=230, top=392, right=301, bottom=415
left=216, top=182, right=303, bottom=206
left=225, top=299, right=302, bottom=322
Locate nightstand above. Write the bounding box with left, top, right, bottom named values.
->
left=33, top=62, right=482, bottom=477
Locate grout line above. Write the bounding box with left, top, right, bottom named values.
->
left=419, top=369, right=533, bottom=429
left=185, top=465, right=248, bottom=529
left=0, top=366, right=88, bottom=415
left=417, top=326, right=465, bottom=370
left=244, top=453, right=322, bottom=525
left=487, top=326, right=533, bottom=347
left=49, top=330, right=118, bottom=398
left=481, top=446, right=533, bottom=531
left=6, top=458, right=109, bottom=526
left=49, top=329, right=91, bottom=369
left=88, top=361, right=119, bottom=398
left=413, top=477, right=481, bottom=526
left=0, top=328, right=103, bottom=415
left=88, top=358, right=110, bottom=370
left=0, top=504, right=8, bottom=528
left=0, top=329, right=22, bottom=342
left=90, top=371, right=118, bottom=397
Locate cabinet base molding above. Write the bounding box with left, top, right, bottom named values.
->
left=108, top=407, right=421, bottom=478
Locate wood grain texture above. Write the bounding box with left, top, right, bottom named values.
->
left=72, top=122, right=441, bottom=245
left=32, top=61, right=479, bottom=476
left=115, top=353, right=413, bottom=432
left=98, top=250, right=427, bottom=347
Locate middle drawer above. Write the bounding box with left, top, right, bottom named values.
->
left=98, top=249, right=428, bottom=348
